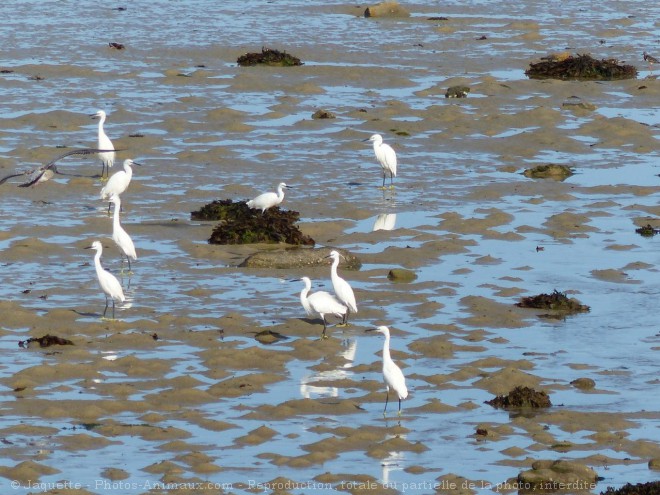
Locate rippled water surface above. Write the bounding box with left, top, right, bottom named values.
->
left=1, top=1, right=659, bottom=494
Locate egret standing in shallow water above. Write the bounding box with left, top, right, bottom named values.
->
left=100, top=159, right=140, bottom=212
left=86, top=240, right=125, bottom=319
left=297, top=276, right=347, bottom=338
left=326, top=250, right=357, bottom=325
left=91, top=110, right=115, bottom=179
left=247, top=182, right=291, bottom=213
left=109, top=194, right=137, bottom=272
left=366, top=325, right=408, bottom=416
left=364, top=134, right=397, bottom=189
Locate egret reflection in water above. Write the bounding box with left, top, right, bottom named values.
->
left=373, top=213, right=397, bottom=231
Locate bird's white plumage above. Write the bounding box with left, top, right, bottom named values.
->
left=367, top=134, right=397, bottom=188
left=299, top=276, right=347, bottom=337
left=88, top=240, right=125, bottom=318
left=109, top=194, right=137, bottom=268
left=370, top=325, right=408, bottom=415
left=327, top=250, right=358, bottom=315
left=91, top=110, right=115, bottom=177
left=247, top=182, right=289, bottom=212
left=100, top=159, right=135, bottom=200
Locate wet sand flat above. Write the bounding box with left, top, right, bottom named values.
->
left=0, top=1, right=659, bottom=494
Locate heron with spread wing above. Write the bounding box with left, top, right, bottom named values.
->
left=0, top=148, right=117, bottom=187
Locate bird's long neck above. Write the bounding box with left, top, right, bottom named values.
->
left=98, top=115, right=106, bottom=134
left=382, top=333, right=392, bottom=362
left=330, top=256, right=340, bottom=282
left=300, top=286, right=312, bottom=314
left=93, top=249, right=104, bottom=273
left=124, top=165, right=133, bottom=178
left=112, top=201, right=121, bottom=228
left=277, top=186, right=285, bottom=202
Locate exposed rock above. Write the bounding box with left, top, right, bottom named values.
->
left=364, top=1, right=410, bottom=18
left=311, top=109, right=336, bottom=119
left=523, top=164, right=574, bottom=180
left=237, top=47, right=303, bottom=67
left=526, top=53, right=637, bottom=80
left=486, top=386, right=551, bottom=409
left=240, top=247, right=361, bottom=270
left=518, top=460, right=598, bottom=492
left=387, top=268, right=417, bottom=282
left=445, top=85, right=470, bottom=98
left=562, top=96, right=597, bottom=111
left=570, top=377, right=596, bottom=390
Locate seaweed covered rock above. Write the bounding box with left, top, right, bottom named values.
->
left=19, top=334, right=74, bottom=348
left=523, top=164, right=573, bottom=180
left=516, top=290, right=590, bottom=313
left=602, top=482, right=660, bottom=495
left=191, top=199, right=314, bottom=245
left=635, top=224, right=660, bottom=237
left=526, top=53, right=637, bottom=80
left=486, top=386, right=551, bottom=409
left=237, top=47, right=303, bottom=67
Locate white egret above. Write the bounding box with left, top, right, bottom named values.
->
left=297, top=276, right=347, bottom=338
left=86, top=240, right=125, bottom=319
left=247, top=182, right=291, bottom=213
left=366, top=325, right=408, bottom=416
left=325, top=250, right=357, bottom=325
left=109, top=193, right=137, bottom=272
left=91, top=110, right=116, bottom=179
left=364, top=134, right=397, bottom=189
left=100, top=159, right=140, bottom=212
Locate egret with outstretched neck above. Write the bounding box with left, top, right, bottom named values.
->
left=364, top=134, right=397, bottom=189
left=366, top=325, right=408, bottom=416
left=297, top=276, right=347, bottom=338
left=91, top=110, right=115, bottom=179
left=86, top=240, right=125, bottom=319
left=326, top=250, right=357, bottom=325
left=109, top=194, right=137, bottom=272
left=247, top=182, right=291, bottom=213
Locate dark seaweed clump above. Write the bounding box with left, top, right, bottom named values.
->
left=526, top=53, right=637, bottom=80
left=191, top=199, right=314, bottom=246
left=486, top=386, right=552, bottom=409
left=635, top=224, right=660, bottom=237
left=19, top=334, right=74, bottom=348
left=516, top=290, right=590, bottom=313
left=237, top=47, right=302, bottom=67
left=601, top=482, right=660, bottom=495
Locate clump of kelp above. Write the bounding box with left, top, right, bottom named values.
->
left=237, top=47, right=303, bottom=67
left=516, top=289, right=590, bottom=314
left=601, top=482, right=660, bottom=495
left=526, top=53, right=637, bottom=80
left=635, top=224, right=660, bottom=237
left=19, top=334, right=74, bottom=348
left=191, top=199, right=314, bottom=245
left=486, top=386, right=552, bottom=409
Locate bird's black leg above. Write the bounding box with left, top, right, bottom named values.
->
left=112, top=299, right=116, bottom=320
left=107, top=202, right=112, bottom=214
left=398, top=397, right=402, bottom=416
left=321, top=316, right=328, bottom=339
left=103, top=297, right=109, bottom=318
left=384, top=390, right=389, bottom=415
left=127, top=256, right=132, bottom=272
left=382, top=175, right=386, bottom=188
